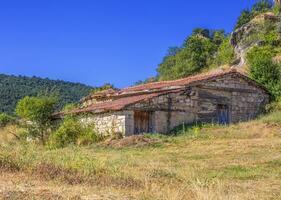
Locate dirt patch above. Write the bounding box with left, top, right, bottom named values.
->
left=101, top=135, right=159, bottom=148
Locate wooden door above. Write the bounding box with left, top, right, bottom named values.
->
left=134, top=111, right=151, bottom=134
left=217, top=104, right=230, bottom=125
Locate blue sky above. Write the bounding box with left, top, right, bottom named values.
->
left=0, top=0, right=260, bottom=88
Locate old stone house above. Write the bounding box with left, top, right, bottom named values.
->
left=58, top=69, right=270, bottom=137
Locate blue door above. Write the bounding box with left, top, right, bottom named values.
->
left=217, top=104, right=230, bottom=125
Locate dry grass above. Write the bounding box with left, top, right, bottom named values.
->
left=1, top=112, right=281, bottom=199
left=0, top=125, right=18, bottom=144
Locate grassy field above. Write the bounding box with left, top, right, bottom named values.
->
left=1, top=112, right=281, bottom=200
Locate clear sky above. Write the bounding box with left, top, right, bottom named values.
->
left=0, top=0, right=260, bottom=88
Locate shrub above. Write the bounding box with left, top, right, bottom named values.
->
left=77, top=126, right=103, bottom=146
left=265, top=99, right=281, bottom=112
left=235, top=9, right=253, bottom=29
left=49, top=117, right=102, bottom=148
left=214, top=37, right=235, bottom=66
left=0, top=113, right=15, bottom=127
left=49, top=118, right=82, bottom=148
left=247, top=46, right=281, bottom=99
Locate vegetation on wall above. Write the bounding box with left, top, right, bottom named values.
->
left=90, top=83, right=115, bottom=94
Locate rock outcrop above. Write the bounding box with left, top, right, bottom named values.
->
left=230, top=12, right=279, bottom=68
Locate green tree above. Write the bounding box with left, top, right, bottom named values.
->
left=252, top=0, right=273, bottom=13
left=247, top=46, right=281, bottom=99
left=235, top=9, right=252, bottom=29
left=214, top=37, right=236, bottom=66
left=157, top=51, right=178, bottom=80
left=212, top=30, right=226, bottom=46
left=165, top=47, right=181, bottom=57
left=157, top=29, right=219, bottom=81
left=16, top=95, right=58, bottom=144
left=192, top=28, right=210, bottom=38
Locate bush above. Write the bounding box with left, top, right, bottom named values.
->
left=247, top=46, right=281, bottom=99
left=0, top=113, right=15, bottom=127
left=214, top=37, right=235, bottom=66
left=265, top=99, right=281, bottom=112
left=49, top=118, right=81, bottom=148
left=77, top=126, right=103, bottom=146
left=49, top=117, right=102, bottom=148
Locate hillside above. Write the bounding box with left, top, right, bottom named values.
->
left=0, top=74, right=93, bottom=114
left=1, top=111, right=281, bottom=199
left=143, top=0, right=281, bottom=101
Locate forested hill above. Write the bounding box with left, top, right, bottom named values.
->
left=0, top=74, right=93, bottom=114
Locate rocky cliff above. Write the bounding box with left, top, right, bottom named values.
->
left=230, top=12, right=280, bottom=68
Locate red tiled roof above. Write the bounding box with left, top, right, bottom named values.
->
left=55, top=92, right=167, bottom=116
left=121, top=69, right=238, bottom=93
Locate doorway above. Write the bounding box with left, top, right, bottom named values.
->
left=134, top=111, right=152, bottom=134
left=217, top=104, right=230, bottom=125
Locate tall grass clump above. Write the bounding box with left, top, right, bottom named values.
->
left=0, top=113, right=15, bottom=127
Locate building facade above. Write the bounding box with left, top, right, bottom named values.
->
left=59, top=69, right=270, bottom=137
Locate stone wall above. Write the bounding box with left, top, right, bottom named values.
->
left=197, top=73, right=269, bottom=123
left=127, top=91, right=197, bottom=133
left=80, top=111, right=134, bottom=136
left=126, top=73, right=269, bottom=134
